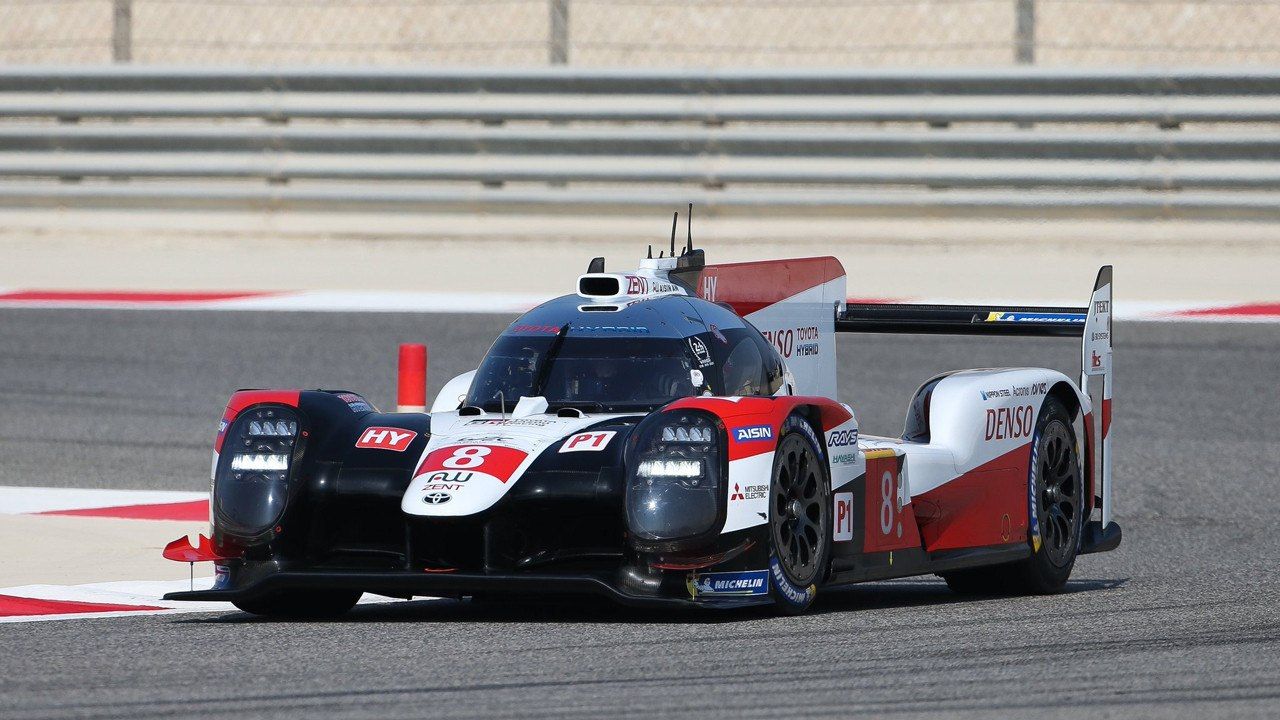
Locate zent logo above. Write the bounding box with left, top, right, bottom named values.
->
left=733, top=425, right=773, bottom=443
left=559, top=431, right=617, bottom=453
left=834, top=492, right=853, bottom=541
left=355, top=427, right=418, bottom=452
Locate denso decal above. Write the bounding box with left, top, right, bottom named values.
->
left=733, top=425, right=773, bottom=442
left=416, top=444, right=527, bottom=482
left=690, top=569, right=769, bottom=597
left=827, top=429, right=858, bottom=448
left=355, top=427, right=418, bottom=452
left=834, top=492, right=853, bottom=542
left=559, top=431, right=616, bottom=453
left=985, top=405, right=1035, bottom=441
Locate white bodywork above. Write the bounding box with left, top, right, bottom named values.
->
left=401, top=408, right=634, bottom=517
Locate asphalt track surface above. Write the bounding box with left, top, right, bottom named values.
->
left=2, top=309, right=1279, bottom=719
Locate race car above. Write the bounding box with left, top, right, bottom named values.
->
left=163, top=229, right=1119, bottom=616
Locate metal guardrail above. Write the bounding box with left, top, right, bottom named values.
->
left=2, top=67, right=1280, bottom=218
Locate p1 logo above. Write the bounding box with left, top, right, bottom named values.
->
left=833, top=492, right=853, bottom=542
left=559, top=431, right=617, bottom=453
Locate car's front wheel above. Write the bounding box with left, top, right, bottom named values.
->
left=767, top=416, right=831, bottom=614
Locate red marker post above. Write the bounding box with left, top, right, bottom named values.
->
left=397, top=343, right=428, bottom=413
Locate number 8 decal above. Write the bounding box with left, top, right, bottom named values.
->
left=442, top=446, right=491, bottom=469
left=880, top=470, right=895, bottom=535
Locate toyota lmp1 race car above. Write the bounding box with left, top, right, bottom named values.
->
left=163, top=228, right=1120, bottom=617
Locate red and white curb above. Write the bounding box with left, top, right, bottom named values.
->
left=0, top=579, right=411, bottom=624
left=0, top=486, right=208, bottom=522
left=0, top=486, right=426, bottom=622
left=0, top=289, right=1277, bottom=321
left=0, top=579, right=226, bottom=623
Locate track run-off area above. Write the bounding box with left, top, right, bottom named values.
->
left=1, top=308, right=1278, bottom=719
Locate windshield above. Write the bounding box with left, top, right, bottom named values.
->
left=466, top=334, right=697, bottom=412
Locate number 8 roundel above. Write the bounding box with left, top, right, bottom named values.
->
left=415, top=444, right=528, bottom=483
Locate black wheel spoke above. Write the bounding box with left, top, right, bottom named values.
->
left=1035, top=419, right=1081, bottom=568
left=770, top=430, right=828, bottom=590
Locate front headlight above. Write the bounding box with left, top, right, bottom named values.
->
left=213, top=405, right=301, bottom=541
left=626, top=410, right=724, bottom=542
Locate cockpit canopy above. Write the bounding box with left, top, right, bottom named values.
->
left=465, top=295, right=786, bottom=413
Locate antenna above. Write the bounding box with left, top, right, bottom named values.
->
left=647, top=244, right=653, bottom=259
left=669, top=211, right=678, bottom=258
left=498, top=390, right=506, bottom=419
left=686, top=202, right=693, bottom=254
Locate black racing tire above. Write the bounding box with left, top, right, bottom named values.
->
left=942, top=396, right=1084, bottom=596
left=767, top=415, right=831, bottom=615
left=233, top=589, right=362, bottom=619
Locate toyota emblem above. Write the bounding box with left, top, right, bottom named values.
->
left=423, top=491, right=452, bottom=504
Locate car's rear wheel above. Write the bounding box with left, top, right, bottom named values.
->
left=942, top=396, right=1083, bottom=595
left=767, top=416, right=830, bottom=614
left=233, top=589, right=362, bottom=619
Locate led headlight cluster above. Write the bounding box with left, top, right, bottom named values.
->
left=214, top=405, right=302, bottom=541
left=626, top=410, right=724, bottom=542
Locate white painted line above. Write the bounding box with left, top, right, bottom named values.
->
left=0, top=289, right=1276, bottom=320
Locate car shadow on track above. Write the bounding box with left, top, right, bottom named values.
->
left=811, top=576, right=1128, bottom=616
left=173, top=577, right=1127, bottom=625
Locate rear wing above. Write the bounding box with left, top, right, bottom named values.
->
left=837, top=267, right=1116, bottom=546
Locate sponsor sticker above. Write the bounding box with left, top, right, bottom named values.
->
left=689, top=336, right=713, bottom=367
left=416, top=444, right=528, bottom=482
left=733, top=425, right=773, bottom=443
left=985, top=405, right=1035, bottom=441
left=988, top=312, right=1084, bottom=325
left=466, top=418, right=555, bottom=427
left=769, top=555, right=816, bottom=607
left=422, top=491, right=452, bottom=505
left=834, top=492, right=854, bottom=542
left=827, top=429, right=858, bottom=448
left=355, top=427, right=418, bottom=452
left=336, top=392, right=374, bottom=413
left=689, top=569, right=769, bottom=597
left=729, top=483, right=768, bottom=501
left=559, top=431, right=616, bottom=453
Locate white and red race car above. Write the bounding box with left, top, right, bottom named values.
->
left=164, top=232, right=1118, bottom=616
